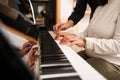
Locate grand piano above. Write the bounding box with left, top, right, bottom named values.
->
left=0, top=1, right=107, bottom=80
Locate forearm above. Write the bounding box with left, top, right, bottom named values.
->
left=66, top=20, right=74, bottom=28
left=68, top=0, right=87, bottom=25
left=85, top=37, right=120, bottom=55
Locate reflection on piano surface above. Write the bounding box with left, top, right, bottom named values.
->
left=0, top=1, right=40, bottom=80
left=0, top=1, right=39, bottom=39
left=39, top=27, right=107, bottom=80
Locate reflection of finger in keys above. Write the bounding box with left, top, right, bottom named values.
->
left=32, top=47, right=38, bottom=50
left=31, top=45, right=39, bottom=55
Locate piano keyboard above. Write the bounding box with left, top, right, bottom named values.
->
left=39, top=28, right=107, bottom=80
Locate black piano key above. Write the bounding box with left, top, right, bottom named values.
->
left=41, top=54, right=64, bottom=57
left=41, top=43, right=61, bottom=47
left=41, top=50, right=63, bottom=54
left=41, top=54, right=66, bottom=60
left=41, top=58, right=69, bottom=65
left=42, top=65, right=76, bottom=75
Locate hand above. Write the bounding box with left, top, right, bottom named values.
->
left=53, top=20, right=74, bottom=33
left=20, top=41, right=36, bottom=57
left=58, top=33, right=86, bottom=47
left=54, top=32, right=73, bottom=40
left=27, top=46, right=39, bottom=72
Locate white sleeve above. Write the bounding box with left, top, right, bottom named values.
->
left=77, top=29, right=88, bottom=40
left=85, top=14, right=120, bottom=55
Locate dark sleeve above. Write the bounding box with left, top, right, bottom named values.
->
left=68, top=0, right=88, bottom=25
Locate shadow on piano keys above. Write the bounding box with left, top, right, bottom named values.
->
left=39, top=27, right=107, bottom=80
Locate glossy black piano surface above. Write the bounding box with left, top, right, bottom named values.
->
left=0, top=1, right=39, bottom=39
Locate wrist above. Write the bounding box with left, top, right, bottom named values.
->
left=83, top=39, right=86, bottom=48
left=67, top=20, right=74, bottom=28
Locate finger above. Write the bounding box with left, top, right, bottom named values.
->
left=71, top=40, right=82, bottom=47
left=60, top=35, right=77, bottom=45
left=29, top=64, right=35, bottom=72
left=60, top=37, right=69, bottom=45
left=24, top=40, right=36, bottom=46
left=54, top=32, right=64, bottom=40
left=28, top=40, right=36, bottom=45
left=22, top=47, right=31, bottom=54
left=23, top=42, right=33, bottom=48
left=29, top=47, right=38, bottom=58
left=53, top=23, right=64, bottom=33
left=66, top=42, right=73, bottom=46
left=71, top=40, right=78, bottom=45
left=32, top=47, right=38, bottom=51
left=54, top=34, right=62, bottom=40
left=53, top=25, right=57, bottom=33
left=53, top=24, right=61, bottom=33
left=28, top=50, right=36, bottom=60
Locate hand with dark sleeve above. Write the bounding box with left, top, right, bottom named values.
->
left=68, top=0, right=88, bottom=25
left=68, top=0, right=108, bottom=24
left=53, top=0, right=108, bottom=33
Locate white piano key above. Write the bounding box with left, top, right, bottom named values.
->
left=41, top=63, right=71, bottom=67
left=40, top=72, right=78, bottom=79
